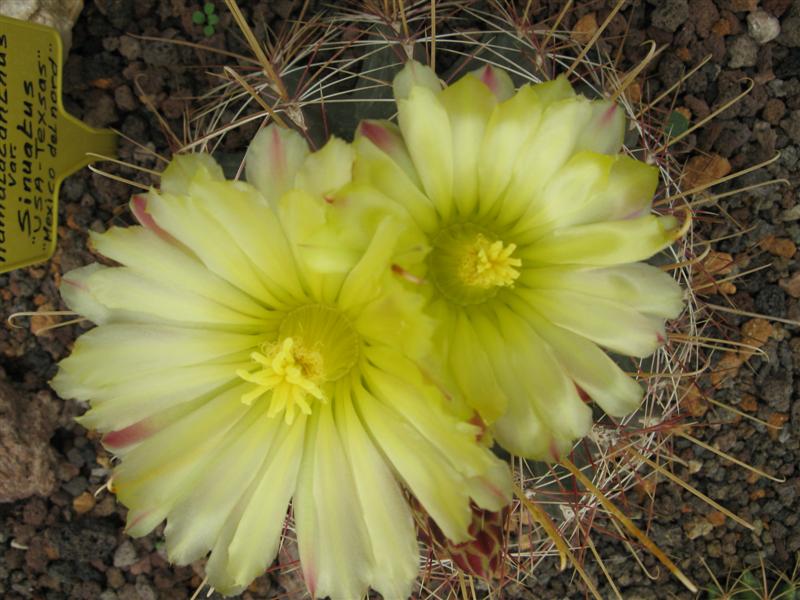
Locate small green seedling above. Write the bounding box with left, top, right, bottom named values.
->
left=192, top=2, right=219, bottom=37
left=666, top=109, right=690, bottom=138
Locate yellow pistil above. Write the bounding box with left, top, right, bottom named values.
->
left=459, top=234, right=521, bottom=289
left=237, top=337, right=327, bottom=425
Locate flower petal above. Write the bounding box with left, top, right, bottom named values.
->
left=363, top=346, right=505, bottom=481
left=335, top=392, right=418, bottom=599
left=90, top=226, right=272, bottom=319
left=357, top=120, right=423, bottom=186
left=112, top=383, right=252, bottom=534
left=61, top=265, right=268, bottom=330
left=355, top=276, right=435, bottom=361
left=519, top=288, right=667, bottom=358
left=472, top=308, right=592, bottom=459
left=352, top=133, right=439, bottom=232
left=521, top=263, right=684, bottom=319
left=294, top=406, right=371, bottom=600
left=51, top=324, right=262, bottom=392
left=571, top=155, right=659, bottom=224
left=145, top=189, right=285, bottom=306
left=477, top=76, right=574, bottom=215
left=477, top=86, right=544, bottom=215
left=438, top=73, right=497, bottom=217
left=77, top=361, right=246, bottom=432
left=393, top=60, right=442, bottom=100
left=510, top=151, right=613, bottom=235
left=245, top=124, right=310, bottom=204
left=397, top=86, right=454, bottom=221
left=527, top=313, right=644, bottom=417
left=225, top=414, right=307, bottom=587
left=497, top=98, right=599, bottom=226
left=355, top=383, right=473, bottom=543
left=160, top=153, right=224, bottom=195
left=575, top=101, right=626, bottom=155
left=448, top=310, right=508, bottom=423
left=164, top=401, right=280, bottom=564
left=520, top=215, right=680, bottom=266
left=60, top=263, right=112, bottom=324
left=294, top=136, right=354, bottom=200
left=194, top=180, right=306, bottom=303
left=337, top=217, right=403, bottom=312
left=471, top=63, right=514, bottom=101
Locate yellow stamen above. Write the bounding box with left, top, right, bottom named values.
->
left=237, top=337, right=326, bottom=424
left=459, top=234, right=521, bottom=289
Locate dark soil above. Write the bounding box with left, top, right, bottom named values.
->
left=1, top=0, right=799, bottom=599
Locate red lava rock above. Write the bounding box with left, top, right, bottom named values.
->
left=779, top=272, right=800, bottom=298
left=712, top=18, right=733, bottom=36
left=106, top=567, right=126, bottom=589
left=694, top=0, right=721, bottom=37
left=23, top=498, right=49, bottom=527
left=720, top=0, right=758, bottom=12
left=572, top=13, right=598, bottom=44
left=682, top=384, right=710, bottom=417
left=73, top=491, right=96, bottom=514
left=129, top=555, right=153, bottom=576
left=683, top=154, right=732, bottom=189
left=685, top=95, right=711, bottom=119
left=759, top=235, right=797, bottom=258
left=762, top=0, right=793, bottom=17
left=763, top=98, right=786, bottom=124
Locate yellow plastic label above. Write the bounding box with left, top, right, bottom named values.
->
left=0, top=15, right=117, bottom=273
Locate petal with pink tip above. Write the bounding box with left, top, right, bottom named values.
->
left=471, top=63, right=514, bottom=101
left=245, top=124, right=309, bottom=204
left=294, top=405, right=372, bottom=600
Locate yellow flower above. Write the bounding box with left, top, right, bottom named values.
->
left=51, top=128, right=511, bottom=599
left=353, top=61, right=685, bottom=460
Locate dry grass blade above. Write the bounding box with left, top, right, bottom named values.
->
left=657, top=78, right=755, bottom=152
left=564, top=0, right=627, bottom=79
left=635, top=54, right=713, bottom=119
left=224, top=0, right=289, bottom=99
left=630, top=449, right=755, bottom=531
left=560, top=457, right=698, bottom=593
left=657, top=153, right=781, bottom=206
left=688, top=178, right=789, bottom=209
left=678, top=431, right=786, bottom=483
left=608, top=41, right=663, bottom=103
left=705, top=303, right=800, bottom=329
left=586, top=533, right=623, bottom=600
left=514, top=483, right=603, bottom=600
left=87, top=165, right=151, bottom=191
left=541, top=0, right=572, bottom=57
left=513, top=483, right=567, bottom=572
left=430, top=0, right=437, bottom=70
left=223, top=66, right=289, bottom=127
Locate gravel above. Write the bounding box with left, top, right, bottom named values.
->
left=1, top=0, right=799, bottom=598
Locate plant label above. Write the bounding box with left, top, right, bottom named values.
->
left=0, top=14, right=117, bottom=274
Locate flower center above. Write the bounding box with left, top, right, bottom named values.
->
left=429, top=224, right=522, bottom=306
left=458, top=234, right=521, bottom=289
left=236, top=305, right=360, bottom=423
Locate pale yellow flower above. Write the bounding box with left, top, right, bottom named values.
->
left=353, top=61, right=685, bottom=460
left=52, top=129, right=511, bottom=598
